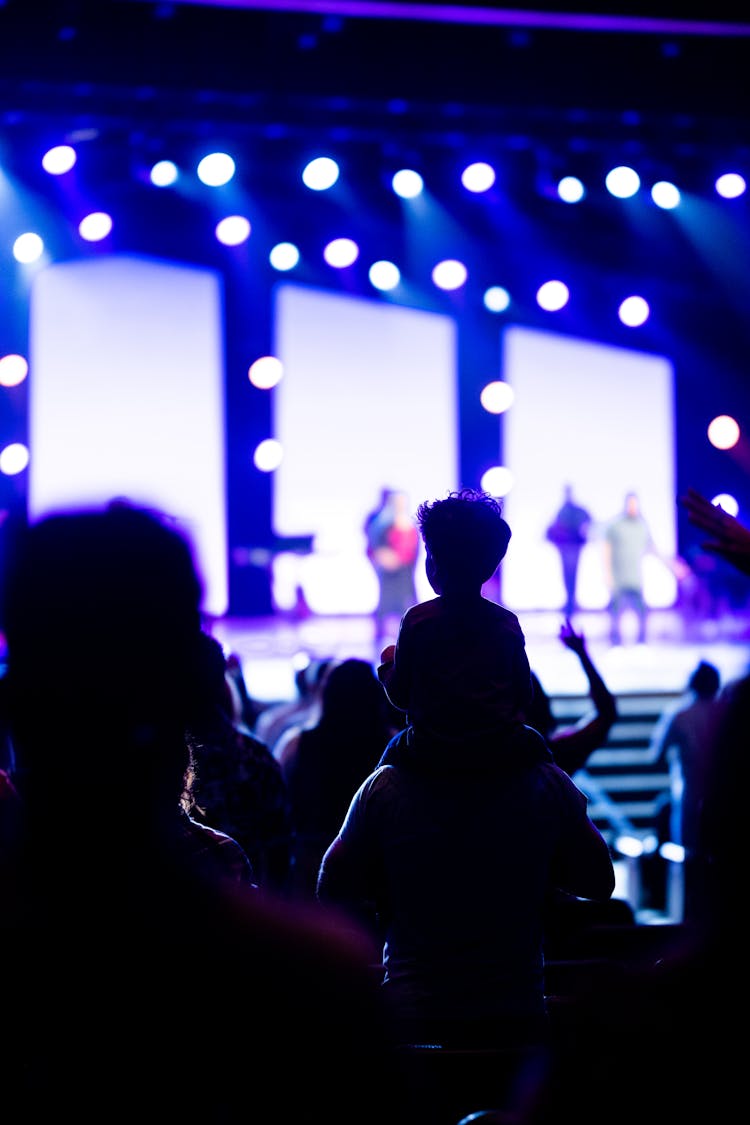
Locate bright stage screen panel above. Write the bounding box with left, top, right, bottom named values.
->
left=28, top=254, right=228, bottom=616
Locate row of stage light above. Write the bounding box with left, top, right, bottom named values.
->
left=0, top=142, right=746, bottom=515
left=6, top=144, right=747, bottom=332
left=39, top=144, right=748, bottom=202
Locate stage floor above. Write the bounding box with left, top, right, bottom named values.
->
left=211, top=605, right=750, bottom=706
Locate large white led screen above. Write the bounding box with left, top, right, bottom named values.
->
left=500, top=325, right=676, bottom=612
left=272, top=284, right=458, bottom=614
left=28, top=254, right=228, bottom=616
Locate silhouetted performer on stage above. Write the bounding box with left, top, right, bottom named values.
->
left=546, top=484, right=591, bottom=616
left=603, top=490, right=656, bottom=645
left=364, top=488, right=419, bottom=645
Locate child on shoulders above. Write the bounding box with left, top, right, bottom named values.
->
left=377, top=488, right=551, bottom=772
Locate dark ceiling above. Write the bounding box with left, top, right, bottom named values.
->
left=1, top=1, right=748, bottom=157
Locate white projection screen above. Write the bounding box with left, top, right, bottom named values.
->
left=28, top=254, right=228, bottom=617
left=500, top=325, right=677, bottom=612
left=272, top=284, right=459, bottom=614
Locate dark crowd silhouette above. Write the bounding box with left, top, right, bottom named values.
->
left=0, top=503, right=411, bottom=1125
left=0, top=483, right=748, bottom=1125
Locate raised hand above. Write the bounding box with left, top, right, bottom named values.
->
left=559, top=617, right=586, bottom=654
left=679, top=488, right=750, bottom=577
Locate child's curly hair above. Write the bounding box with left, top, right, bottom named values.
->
left=416, top=487, right=511, bottom=587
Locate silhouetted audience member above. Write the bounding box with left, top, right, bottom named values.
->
left=317, top=710, right=615, bottom=1049
left=378, top=487, right=550, bottom=769
left=648, top=658, right=725, bottom=922
left=186, top=631, right=294, bottom=892
left=523, top=667, right=750, bottom=1125
left=278, top=657, right=399, bottom=900
left=0, top=503, right=411, bottom=1125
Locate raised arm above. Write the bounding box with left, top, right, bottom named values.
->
left=551, top=619, right=618, bottom=776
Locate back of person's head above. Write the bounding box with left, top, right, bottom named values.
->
left=320, top=658, right=386, bottom=729
left=688, top=660, right=720, bottom=699
left=2, top=502, right=204, bottom=812
left=187, top=631, right=235, bottom=728
left=417, top=487, right=511, bottom=591
left=294, top=656, right=335, bottom=700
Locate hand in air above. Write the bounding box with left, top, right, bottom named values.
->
left=679, top=488, right=750, bottom=577
left=559, top=617, right=586, bottom=654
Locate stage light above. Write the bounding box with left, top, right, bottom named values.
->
left=215, top=215, right=251, bottom=246
left=651, top=181, right=680, bottom=209
left=249, top=356, right=283, bottom=389
left=711, top=492, right=739, bottom=517
left=369, top=260, right=400, bottom=290
left=614, top=834, right=644, bottom=857
left=605, top=165, right=640, bottom=198
left=707, top=415, right=740, bottom=450
left=302, top=156, right=339, bottom=191
left=79, top=212, right=112, bottom=242
left=13, top=232, right=44, bottom=262
left=324, top=238, right=358, bottom=267
left=150, top=160, right=178, bottom=187
left=269, top=242, right=300, bottom=271
left=461, top=162, right=496, bottom=193
left=480, top=465, right=514, bottom=497
left=42, top=144, right=76, bottom=175
left=618, top=295, right=650, bottom=327
left=0, top=442, right=29, bottom=476
left=715, top=172, right=746, bottom=199
left=197, top=152, right=235, bottom=186
left=432, top=259, right=467, bottom=290
left=391, top=169, right=423, bottom=198
left=483, top=286, right=511, bottom=312
left=254, top=438, right=283, bottom=472
left=0, top=354, right=28, bottom=387
left=557, top=175, right=585, bottom=203
left=536, top=280, right=569, bottom=311
left=659, top=842, right=685, bottom=863
left=480, top=381, right=514, bottom=414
